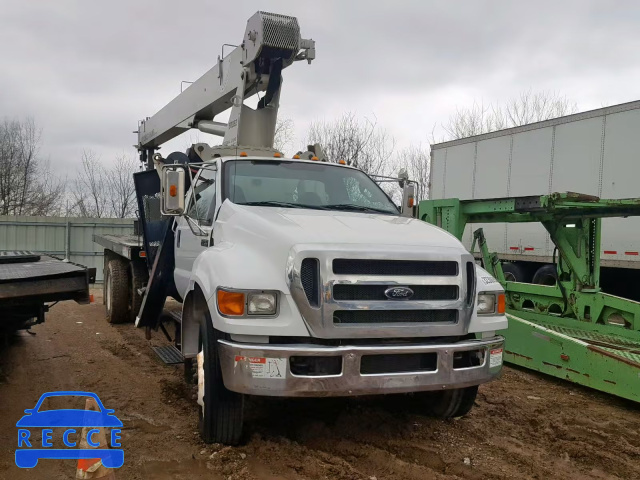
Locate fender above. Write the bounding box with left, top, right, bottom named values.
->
left=181, top=240, right=310, bottom=355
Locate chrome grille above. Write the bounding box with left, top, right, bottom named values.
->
left=333, top=259, right=457, bottom=276
left=288, top=247, right=475, bottom=339
left=333, top=310, right=458, bottom=325
left=333, top=284, right=458, bottom=301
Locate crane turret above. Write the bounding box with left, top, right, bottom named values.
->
left=136, top=11, right=315, bottom=169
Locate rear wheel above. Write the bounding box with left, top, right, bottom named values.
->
left=426, top=386, right=479, bottom=419
left=501, top=262, right=528, bottom=283
left=105, top=259, right=129, bottom=324
left=532, top=264, right=557, bottom=286
left=197, top=310, right=244, bottom=445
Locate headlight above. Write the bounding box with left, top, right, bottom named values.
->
left=477, top=293, right=506, bottom=315
left=217, top=289, right=278, bottom=317
left=248, top=292, right=277, bottom=315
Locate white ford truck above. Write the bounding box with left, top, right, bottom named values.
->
left=95, top=11, right=507, bottom=445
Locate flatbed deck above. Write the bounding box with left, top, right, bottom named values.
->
left=93, top=233, right=144, bottom=260
left=0, top=251, right=93, bottom=331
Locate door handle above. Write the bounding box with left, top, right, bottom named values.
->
left=177, top=230, right=181, bottom=248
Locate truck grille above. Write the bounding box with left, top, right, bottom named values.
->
left=333, top=284, right=458, bottom=301
left=332, top=259, right=457, bottom=276
left=291, top=250, right=474, bottom=339
left=333, top=310, right=458, bottom=325
left=300, top=258, right=320, bottom=307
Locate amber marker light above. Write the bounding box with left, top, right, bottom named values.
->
left=218, top=290, right=245, bottom=316
left=497, top=294, right=506, bottom=314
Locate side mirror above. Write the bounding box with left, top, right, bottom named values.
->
left=401, top=182, right=416, bottom=218
left=161, top=165, right=186, bottom=216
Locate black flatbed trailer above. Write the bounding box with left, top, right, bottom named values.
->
left=0, top=251, right=95, bottom=332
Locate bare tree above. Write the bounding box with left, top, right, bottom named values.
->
left=443, top=90, right=578, bottom=140
left=306, top=112, right=396, bottom=176
left=71, top=151, right=139, bottom=218
left=72, top=150, right=107, bottom=218
left=399, top=144, right=430, bottom=200
left=274, top=117, right=295, bottom=153
left=107, top=155, right=139, bottom=218
left=0, top=117, right=63, bottom=216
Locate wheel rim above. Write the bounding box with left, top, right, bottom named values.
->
left=106, top=270, right=112, bottom=312
left=197, top=349, right=205, bottom=416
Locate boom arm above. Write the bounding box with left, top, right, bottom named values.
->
left=137, top=12, right=315, bottom=160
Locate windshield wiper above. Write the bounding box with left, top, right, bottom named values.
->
left=238, top=201, right=328, bottom=210
left=323, top=204, right=396, bottom=214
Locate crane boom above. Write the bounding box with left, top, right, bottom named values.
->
left=136, top=11, right=315, bottom=165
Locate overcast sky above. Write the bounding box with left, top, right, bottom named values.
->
left=2, top=0, right=640, bottom=174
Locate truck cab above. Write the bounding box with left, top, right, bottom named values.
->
left=159, top=147, right=507, bottom=444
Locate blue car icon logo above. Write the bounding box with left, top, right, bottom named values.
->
left=15, top=391, right=123, bottom=469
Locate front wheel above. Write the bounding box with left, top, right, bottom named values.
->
left=425, top=385, right=478, bottom=419
left=197, top=312, right=244, bottom=445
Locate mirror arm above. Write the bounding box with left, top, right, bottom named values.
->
left=184, top=214, right=207, bottom=237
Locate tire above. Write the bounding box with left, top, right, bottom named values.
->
left=105, top=259, right=130, bottom=324
left=197, top=310, right=244, bottom=445
left=129, top=261, right=149, bottom=323
left=427, top=386, right=479, bottom=419
left=501, top=262, right=528, bottom=283
left=532, top=264, right=557, bottom=286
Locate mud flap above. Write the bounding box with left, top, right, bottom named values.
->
left=132, top=169, right=178, bottom=330
left=134, top=223, right=176, bottom=329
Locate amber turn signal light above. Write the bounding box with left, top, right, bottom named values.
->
left=497, top=293, right=506, bottom=314
left=218, top=290, right=245, bottom=316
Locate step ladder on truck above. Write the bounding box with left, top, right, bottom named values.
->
left=94, top=11, right=508, bottom=446
left=419, top=192, right=640, bottom=402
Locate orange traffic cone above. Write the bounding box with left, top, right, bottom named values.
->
left=76, top=398, right=116, bottom=479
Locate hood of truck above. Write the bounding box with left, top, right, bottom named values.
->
left=215, top=201, right=466, bottom=251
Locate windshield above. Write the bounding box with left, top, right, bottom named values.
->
left=223, top=160, right=399, bottom=215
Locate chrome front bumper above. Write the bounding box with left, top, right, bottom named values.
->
left=217, top=336, right=504, bottom=397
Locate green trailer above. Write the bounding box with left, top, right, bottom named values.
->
left=418, top=192, right=640, bottom=402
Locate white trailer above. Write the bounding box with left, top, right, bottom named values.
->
left=429, top=100, right=640, bottom=297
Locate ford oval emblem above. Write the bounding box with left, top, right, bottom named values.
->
left=384, top=286, right=414, bottom=300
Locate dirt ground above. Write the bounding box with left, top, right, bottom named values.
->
left=0, top=290, right=639, bottom=480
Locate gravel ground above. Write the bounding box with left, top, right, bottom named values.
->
left=0, top=290, right=638, bottom=480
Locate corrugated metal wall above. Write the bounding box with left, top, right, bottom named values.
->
left=0, top=216, right=134, bottom=283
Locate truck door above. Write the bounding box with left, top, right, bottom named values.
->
left=174, top=166, right=218, bottom=297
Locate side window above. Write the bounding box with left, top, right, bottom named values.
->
left=187, top=170, right=216, bottom=226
